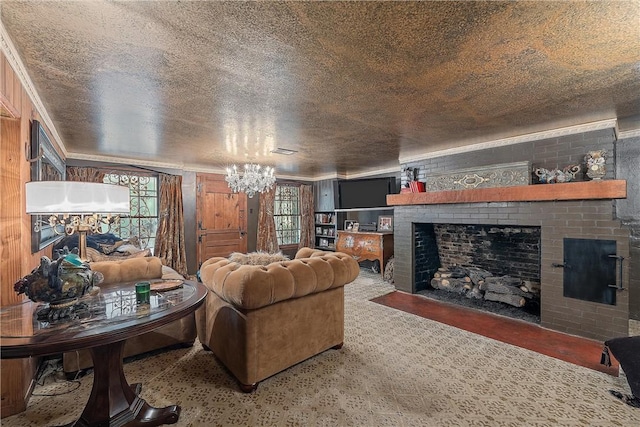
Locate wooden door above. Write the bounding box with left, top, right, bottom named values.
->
left=196, top=173, right=247, bottom=267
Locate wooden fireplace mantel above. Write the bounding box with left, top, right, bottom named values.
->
left=387, top=180, right=627, bottom=206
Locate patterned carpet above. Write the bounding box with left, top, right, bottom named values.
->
left=3, top=270, right=637, bottom=426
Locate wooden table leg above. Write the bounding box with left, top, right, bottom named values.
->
left=72, top=341, right=180, bottom=427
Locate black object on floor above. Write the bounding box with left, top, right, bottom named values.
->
left=609, top=390, right=640, bottom=408
left=603, top=335, right=640, bottom=408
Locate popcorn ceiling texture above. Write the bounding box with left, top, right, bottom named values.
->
left=2, top=2, right=639, bottom=176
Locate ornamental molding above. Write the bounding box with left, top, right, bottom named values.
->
left=1, top=24, right=67, bottom=157
left=618, top=128, right=640, bottom=140
left=423, top=161, right=531, bottom=192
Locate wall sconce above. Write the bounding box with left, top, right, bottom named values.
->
left=26, top=181, right=130, bottom=259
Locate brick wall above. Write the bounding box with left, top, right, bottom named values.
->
left=616, top=136, right=640, bottom=321
left=395, top=128, right=631, bottom=341
left=401, top=128, right=616, bottom=188
left=433, top=224, right=540, bottom=282
left=414, top=224, right=440, bottom=292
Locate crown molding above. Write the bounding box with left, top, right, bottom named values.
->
left=68, top=151, right=399, bottom=181
left=1, top=24, right=67, bottom=157
left=67, top=152, right=187, bottom=171
left=618, top=128, right=640, bottom=140
left=68, top=152, right=335, bottom=181
left=342, top=165, right=400, bottom=180
left=398, top=119, right=618, bottom=164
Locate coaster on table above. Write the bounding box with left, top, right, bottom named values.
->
left=150, top=279, right=184, bottom=292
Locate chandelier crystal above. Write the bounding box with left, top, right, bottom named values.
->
left=225, top=163, right=276, bottom=198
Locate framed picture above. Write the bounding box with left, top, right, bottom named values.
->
left=352, top=222, right=360, bottom=232
left=377, top=215, right=393, bottom=232
left=30, top=120, right=66, bottom=253
left=344, top=220, right=356, bottom=231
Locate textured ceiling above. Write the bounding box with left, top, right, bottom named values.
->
left=2, top=1, right=639, bottom=179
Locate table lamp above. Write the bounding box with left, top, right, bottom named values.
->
left=26, top=181, right=130, bottom=260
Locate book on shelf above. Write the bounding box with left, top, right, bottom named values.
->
left=315, top=213, right=334, bottom=224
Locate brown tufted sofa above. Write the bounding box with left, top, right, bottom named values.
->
left=62, top=256, right=196, bottom=376
left=196, top=247, right=360, bottom=392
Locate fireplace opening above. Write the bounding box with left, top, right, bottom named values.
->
left=415, top=223, right=542, bottom=323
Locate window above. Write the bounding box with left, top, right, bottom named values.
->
left=103, top=172, right=158, bottom=250
left=274, top=185, right=300, bottom=246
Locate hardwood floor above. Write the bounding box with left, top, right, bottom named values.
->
left=371, top=290, right=620, bottom=376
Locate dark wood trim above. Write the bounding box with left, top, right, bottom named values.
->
left=387, top=180, right=627, bottom=206
left=0, top=281, right=207, bottom=359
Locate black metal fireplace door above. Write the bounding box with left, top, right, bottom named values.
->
left=561, top=238, right=622, bottom=305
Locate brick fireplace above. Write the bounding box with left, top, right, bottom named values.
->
left=390, top=183, right=630, bottom=342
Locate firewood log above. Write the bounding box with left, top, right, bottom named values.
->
left=521, top=280, right=541, bottom=295
left=444, top=278, right=468, bottom=294
left=466, top=285, right=483, bottom=299
left=484, top=281, right=530, bottom=298
left=449, top=267, right=468, bottom=278
left=431, top=277, right=467, bottom=294
left=465, top=267, right=493, bottom=285
left=484, top=276, right=522, bottom=287
left=484, top=291, right=526, bottom=307
left=517, top=286, right=536, bottom=299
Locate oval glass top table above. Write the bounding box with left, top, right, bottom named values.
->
left=0, top=279, right=207, bottom=427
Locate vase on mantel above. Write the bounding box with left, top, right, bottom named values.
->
left=585, top=150, right=607, bottom=180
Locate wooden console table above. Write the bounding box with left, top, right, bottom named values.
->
left=336, top=231, right=394, bottom=276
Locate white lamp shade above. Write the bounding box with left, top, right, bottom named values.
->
left=26, top=181, right=130, bottom=215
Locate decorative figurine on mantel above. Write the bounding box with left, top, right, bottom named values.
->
left=14, top=253, right=103, bottom=321
left=403, top=167, right=417, bottom=185
left=585, top=149, right=607, bottom=180
left=534, top=164, right=580, bottom=184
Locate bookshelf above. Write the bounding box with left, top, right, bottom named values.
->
left=314, top=212, right=336, bottom=250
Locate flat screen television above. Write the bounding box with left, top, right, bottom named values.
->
left=338, top=177, right=397, bottom=209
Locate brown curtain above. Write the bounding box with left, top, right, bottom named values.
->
left=257, top=187, right=279, bottom=253
left=66, top=166, right=105, bottom=182
left=298, top=184, right=314, bottom=249
left=154, top=174, right=188, bottom=277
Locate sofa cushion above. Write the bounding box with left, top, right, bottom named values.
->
left=90, top=256, right=163, bottom=285
left=199, top=248, right=359, bottom=311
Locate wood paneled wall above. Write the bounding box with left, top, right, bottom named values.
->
left=1, top=51, right=62, bottom=418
